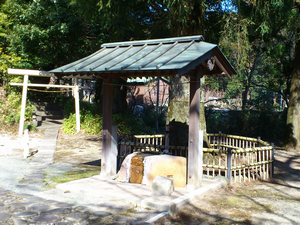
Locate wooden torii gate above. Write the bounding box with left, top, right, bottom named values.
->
left=7, top=68, right=92, bottom=136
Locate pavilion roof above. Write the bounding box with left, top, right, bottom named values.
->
left=50, top=35, right=236, bottom=78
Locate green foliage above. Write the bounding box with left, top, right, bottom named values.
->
left=0, top=90, right=36, bottom=131
left=45, top=168, right=99, bottom=188
left=2, top=0, right=104, bottom=70
left=61, top=99, right=152, bottom=137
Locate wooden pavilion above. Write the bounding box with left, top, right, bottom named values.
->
left=13, top=35, right=236, bottom=189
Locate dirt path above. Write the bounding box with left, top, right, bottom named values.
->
left=158, top=149, right=300, bottom=224
left=55, top=132, right=102, bottom=167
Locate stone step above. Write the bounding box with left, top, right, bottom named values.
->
left=35, top=111, right=64, bottom=120
left=36, top=119, right=64, bottom=131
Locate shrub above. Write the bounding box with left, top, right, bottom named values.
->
left=0, top=90, right=36, bottom=131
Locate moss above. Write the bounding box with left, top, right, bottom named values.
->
left=44, top=168, right=99, bottom=188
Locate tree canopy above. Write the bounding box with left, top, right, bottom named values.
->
left=1, top=0, right=300, bottom=148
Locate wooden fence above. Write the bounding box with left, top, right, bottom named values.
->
left=118, top=133, right=274, bottom=183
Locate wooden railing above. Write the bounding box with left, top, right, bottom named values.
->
left=118, top=133, right=274, bottom=183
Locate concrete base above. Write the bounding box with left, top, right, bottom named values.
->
left=56, top=175, right=226, bottom=214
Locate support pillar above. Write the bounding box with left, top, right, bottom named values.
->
left=187, top=69, right=203, bottom=189
left=19, top=74, right=29, bottom=136
left=101, top=79, right=114, bottom=177
left=74, top=78, right=80, bottom=133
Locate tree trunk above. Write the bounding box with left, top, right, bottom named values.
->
left=166, top=76, right=210, bottom=148
left=200, top=75, right=210, bottom=147
left=284, top=38, right=300, bottom=150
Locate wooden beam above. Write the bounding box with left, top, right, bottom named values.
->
left=10, top=83, right=75, bottom=88
left=19, top=75, right=28, bottom=136
left=8, top=68, right=55, bottom=77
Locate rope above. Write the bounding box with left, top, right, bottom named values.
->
left=27, top=88, right=72, bottom=93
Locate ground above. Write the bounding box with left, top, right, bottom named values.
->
left=55, top=132, right=102, bottom=168
left=1, top=130, right=300, bottom=224
left=54, top=132, right=300, bottom=224
left=159, top=149, right=300, bottom=224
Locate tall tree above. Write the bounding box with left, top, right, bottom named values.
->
left=3, top=0, right=103, bottom=70
left=284, top=1, right=300, bottom=149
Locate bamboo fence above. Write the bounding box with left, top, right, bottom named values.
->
left=118, top=133, right=274, bottom=183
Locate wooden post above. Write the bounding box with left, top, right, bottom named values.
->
left=227, top=148, right=232, bottom=184
left=165, top=125, right=170, bottom=153
left=271, top=143, right=274, bottom=177
left=156, top=78, right=160, bottom=131
left=19, top=74, right=29, bottom=136
left=187, top=69, right=202, bottom=189
left=101, top=79, right=113, bottom=177
left=74, top=78, right=80, bottom=133
left=24, top=129, right=29, bottom=158
left=109, top=125, right=118, bottom=174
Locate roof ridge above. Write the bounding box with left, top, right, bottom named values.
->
left=101, top=35, right=204, bottom=48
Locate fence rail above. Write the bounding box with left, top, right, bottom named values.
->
left=118, top=133, right=274, bottom=183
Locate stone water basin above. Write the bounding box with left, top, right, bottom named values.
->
left=117, top=152, right=187, bottom=187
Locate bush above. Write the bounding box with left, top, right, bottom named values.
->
left=0, top=91, right=36, bottom=132
left=61, top=99, right=148, bottom=138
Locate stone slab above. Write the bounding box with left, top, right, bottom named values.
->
left=56, top=175, right=225, bottom=212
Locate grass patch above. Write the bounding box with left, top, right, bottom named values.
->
left=44, top=168, right=100, bottom=188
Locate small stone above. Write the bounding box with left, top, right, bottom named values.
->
left=131, top=221, right=154, bottom=225
left=53, top=203, right=74, bottom=208
left=28, top=203, right=51, bottom=212
left=33, top=214, right=61, bottom=224
left=7, top=205, right=26, bottom=213
left=41, top=208, right=71, bottom=215
left=0, top=206, right=7, bottom=212
left=13, top=193, right=32, bottom=198
left=92, top=211, right=113, bottom=217
left=113, top=215, right=134, bottom=223
left=56, top=222, right=73, bottom=225
left=12, top=217, right=29, bottom=225
left=13, top=211, right=38, bottom=218
left=0, top=212, right=10, bottom=221
left=0, top=190, right=12, bottom=195
left=74, top=206, right=91, bottom=213
left=64, top=212, right=89, bottom=222
left=15, top=185, right=41, bottom=192
left=42, top=200, right=59, bottom=205
left=22, top=196, right=45, bottom=202
left=0, top=197, right=16, bottom=203
left=152, top=176, right=174, bottom=196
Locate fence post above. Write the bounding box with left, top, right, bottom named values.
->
left=271, top=143, right=274, bottom=178
left=257, top=136, right=261, bottom=147
left=227, top=148, right=232, bottom=185
left=218, top=131, right=222, bottom=149
left=165, top=125, right=170, bottom=153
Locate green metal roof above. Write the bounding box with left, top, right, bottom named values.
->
left=51, top=35, right=236, bottom=77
